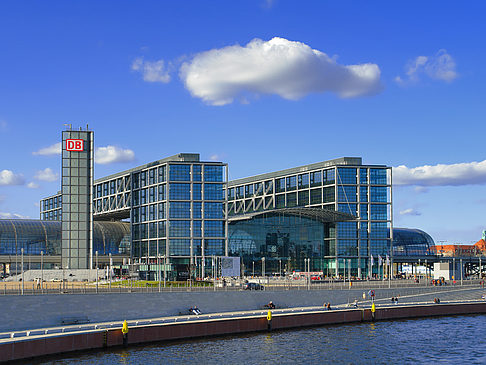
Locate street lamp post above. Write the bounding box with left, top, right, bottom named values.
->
left=279, top=259, right=282, bottom=277
left=95, top=251, right=98, bottom=294
left=21, top=248, right=24, bottom=295
left=262, top=257, right=265, bottom=278
left=41, top=250, right=44, bottom=294
left=252, top=261, right=255, bottom=277
left=460, top=258, right=463, bottom=285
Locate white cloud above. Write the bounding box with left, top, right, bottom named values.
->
left=0, top=212, right=29, bottom=219
left=27, top=182, right=40, bottom=189
left=95, top=146, right=135, bottom=165
left=132, top=57, right=171, bottom=83
left=0, top=170, right=25, bottom=186
left=399, top=208, right=421, bottom=216
left=413, top=186, right=429, bottom=193
left=209, top=154, right=222, bottom=161
left=34, top=168, right=58, bottom=182
left=180, top=37, right=383, bottom=105
left=33, top=142, right=61, bottom=156
left=396, top=49, right=457, bottom=84
left=393, top=160, right=486, bottom=186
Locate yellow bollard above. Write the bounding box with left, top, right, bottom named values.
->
left=267, top=310, right=272, bottom=331
left=371, top=302, right=376, bottom=321
left=122, top=320, right=129, bottom=347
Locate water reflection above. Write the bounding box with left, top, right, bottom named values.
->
left=40, top=315, right=486, bottom=365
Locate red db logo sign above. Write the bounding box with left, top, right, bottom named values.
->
left=65, top=139, right=84, bottom=151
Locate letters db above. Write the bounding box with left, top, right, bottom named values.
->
left=65, top=139, right=84, bottom=151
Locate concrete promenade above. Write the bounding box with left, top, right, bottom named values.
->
left=0, top=286, right=485, bottom=362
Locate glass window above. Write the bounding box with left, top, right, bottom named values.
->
left=360, top=186, right=368, bottom=202
left=338, top=203, right=357, bottom=216
left=205, top=239, right=224, bottom=256
left=132, top=173, right=139, bottom=189
left=275, top=178, right=285, bottom=193
left=298, top=190, right=309, bottom=206
left=149, top=168, right=156, bottom=185
left=338, top=186, right=357, bottom=202
left=286, top=176, right=297, bottom=191
left=310, top=188, right=322, bottom=204
left=370, top=186, right=388, bottom=202
left=228, top=188, right=235, bottom=200
left=193, top=220, right=202, bottom=237
left=204, top=184, right=223, bottom=200
left=158, top=221, right=166, bottom=237
left=149, top=186, right=156, bottom=203
left=140, top=171, right=147, bottom=187
left=360, top=169, right=368, bottom=184
left=158, top=165, right=166, bottom=182
left=370, top=169, right=387, bottom=185
left=169, top=220, right=191, bottom=237
left=158, top=202, right=166, bottom=219
left=204, top=221, right=224, bottom=237
left=337, top=222, right=357, bottom=238
left=193, top=183, right=202, bottom=200
left=149, top=204, right=156, bottom=220
left=337, top=168, right=357, bottom=184
left=204, top=202, right=223, bottom=218
left=236, top=186, right=244, bottom=199
left=169, top=202, right=191, bottom=218
left=140, top=188, right=147, bottom=205
left=169, top=239, right=191, bottom=256
left=158, top=184, right=166, bottom=201
left=169, top=164, right=191, bottom=181
left=324, top=169, right=335, bottom=185
left=298, top=174, right=309, bottom=189
left=169, top=183, right=191, bottom=200
left=254, top=182, right=263, bottom=196
left=193, top=165, right=202, bottom=182
left=360, top=204, right=368, bottom=220
left=193, top=202, right=202, bottom=218
left=286, top=192, right=297, bottom=207
left=245, top=184, right=254, bottom=198
left=276, top=194, right=285, bottom=208
left=370, top=204, right=388, bottom=220
left=323, top=186, right=334, bottom=203
left=310, top=171, right=322, bottom=187
left=204, top=165, right=223, bottom=182
left=264, top=180, right=273, bottom=194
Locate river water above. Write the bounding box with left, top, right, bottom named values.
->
left=37, top=314, right=486, bottom=364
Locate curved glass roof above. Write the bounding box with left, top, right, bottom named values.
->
left=0, top=219, right=130, bottom=256
left=393, top=228, right=435, bottom=256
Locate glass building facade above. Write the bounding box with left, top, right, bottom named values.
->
left=39, top=152, right=393, bottom=279
left=41, top=153, right=227, bottom=280
left=227, top=157, right=392, bottom=278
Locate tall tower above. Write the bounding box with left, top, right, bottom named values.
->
left=61, top=126, right=94, bottom=269
left=483, top=230, right=486, bottom=241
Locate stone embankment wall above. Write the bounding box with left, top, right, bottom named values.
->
left=0, top=286, right=464, bottom=332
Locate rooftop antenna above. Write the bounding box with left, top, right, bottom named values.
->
left=63, top=123, right=72, bottom=130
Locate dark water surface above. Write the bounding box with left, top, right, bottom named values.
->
left=37, top=315, right=486, bottom=364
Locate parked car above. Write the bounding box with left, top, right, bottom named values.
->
left=243, top=282, right=264, bottom=290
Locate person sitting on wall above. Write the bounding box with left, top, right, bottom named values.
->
left=327, top=302, right=331, bottom=310
left=189, top=306, right=202, bottom=315
left=265, top=301, right=276, bottom=309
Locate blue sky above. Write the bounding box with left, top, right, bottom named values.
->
left=0, top=1, right=485, bottom=244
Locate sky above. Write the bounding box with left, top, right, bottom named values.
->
left=0, top=1, right=485, bottom=244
